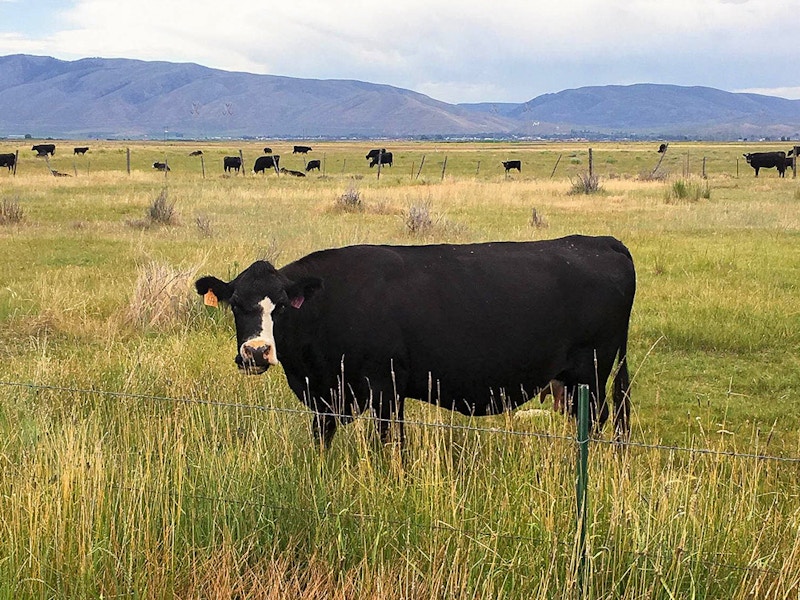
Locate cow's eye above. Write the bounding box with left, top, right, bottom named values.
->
left=273, top=304, right=287, bottom=316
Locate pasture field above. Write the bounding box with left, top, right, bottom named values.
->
left=0, top=139, right=799, bottom=598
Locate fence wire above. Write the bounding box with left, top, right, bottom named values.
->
left=2, top=379, right=799, bottom=463
left=0, top=378, right=796, bottom=581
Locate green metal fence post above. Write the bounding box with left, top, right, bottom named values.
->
left=576, top=383, right=590, bottom=597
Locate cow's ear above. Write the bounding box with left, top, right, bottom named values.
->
left=285, top=276, right=323, bottom=309
left=195, top=276, right=233, bottom=303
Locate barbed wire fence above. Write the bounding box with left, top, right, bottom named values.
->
left=1, top=378, right=797, bottom=592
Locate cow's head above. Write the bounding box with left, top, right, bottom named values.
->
left=195, top=261, right=322, bottom=374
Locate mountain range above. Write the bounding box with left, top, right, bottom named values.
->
left=1, top=54, right=799, bottom=141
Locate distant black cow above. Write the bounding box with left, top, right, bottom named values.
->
left=224, top=156, right=242, bottom=173
left=743, top=152, right=787, bottom=177
left=502, top=160, right=521, bottom=173
left=369, top=151, right=393, bottom=168
left=194, top=235, right=636, bottom=448
left=305, top=159, right=321, bottom=172
left=293, top=145, right=312, bottom=154
left=153, top=162, right=170, bottom=171
left=73, top=146, right=89, bottom=155
left=280, top=167, right=306, bottom=177
left=189, top=150, right=203, bottom=156
left=366, top=148, right=387, bottom=160
left=263, top=147, right=273, bottom=154
left=32, top=143, right=56, bottom=156
left=253, top=155, right=280, bottom=173
left=657, top=143, right=668, bottom=153
left=0, top=153, right=16, bottom=171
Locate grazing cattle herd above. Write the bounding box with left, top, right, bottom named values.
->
left=195, top=235, right=636, bottom=447
left=0, top=152, right=15, bottom=170
left=743, top=151, right=790, bottom=177
left=223, top=156, right=242, bottom=173
left=253, top=155, right=280, bottom=173
left=32, top=143, right=56, bottom=156
left=0, top=142, right=797, bottom=179
left=368, top=151, right=393, bottom=168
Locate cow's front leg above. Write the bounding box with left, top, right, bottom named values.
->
left=374, top=392, right=405, bottom=448
left=312, top=412, right=338, bottom=449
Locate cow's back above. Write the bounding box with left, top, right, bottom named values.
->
left=278, top=236, right=635, bottom=410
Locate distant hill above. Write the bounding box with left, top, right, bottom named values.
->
left=469, top=84, right=800, bottom=139
left=1, top=54, right=799, bottom=140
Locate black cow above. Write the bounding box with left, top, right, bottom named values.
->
left=366, top=148, right=387, bottom=160
left=0, top=153, right=15, bottom=171
left=280, top=167, right=306, bottom=177
left=195, top=235, right=636, bottom=448
left=224, top=156, right=242, bottom=173
left=293, top=145, right=312, bottom=154
left=254, top=155, right=280, bottom=173
left=369, top=151, right=393, bottom=168
left=32, top=143, right=55, bottom=156
left=502, top=160, right=521, bottom=173
left=263, top=147, right=273, bottom=154
left=657, top=143, right=668, bottom=153
left=743, top=151, right=787, bottom=177
left=305, top=159, right=321, bottom=172
left=73, top=146, right=89, bottom=155
left=152, top=161, right=170, bottom=171
left=189, top=150, right=203, bottom=156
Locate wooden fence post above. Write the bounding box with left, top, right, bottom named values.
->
left=200, top=155, right=205, bottom=179
left=588, top=148, right=593, bottom=178
left=238, top=149, right=245, bottom=176
left=415, top=155, right=426, bottom=180
left=794, top=146, right=799, bottom=179
left=440, top=155, right=448, bottom=181
left=550, top=153, right=562, bottom=178
left=12, top=150, right=18, bottom=176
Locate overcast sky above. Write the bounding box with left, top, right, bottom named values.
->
left=1, top=0, right=797, bottom=104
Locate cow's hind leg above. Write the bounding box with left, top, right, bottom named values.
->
left=564, top=348, right=613, bottom=434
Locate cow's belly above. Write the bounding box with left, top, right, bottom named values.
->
left=405, top=373, right=545, bottom=416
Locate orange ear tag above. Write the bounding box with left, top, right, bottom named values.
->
left=204, top=290, right=219, bottom=308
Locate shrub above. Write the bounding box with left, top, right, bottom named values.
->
left=529, top=207, right=548, bottom=228
left=404, top=200, right=433, bottom=234
left=126, top=261, right=200, bottom=330
left=148, top=188, right=178, bottom=225
left=195, top=214, right=213, bottom=238
left=335, top=183, right=363, bottom=212
left=665, top=178, right=710, bottom=203
left=0, top=196, right=24, bottom=224
left=568, top=173, right=602, bottom=195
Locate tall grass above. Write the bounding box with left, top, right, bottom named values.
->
left=0, top=379, right=798, bottom=598
left=0, top=140, right=799, bottom=597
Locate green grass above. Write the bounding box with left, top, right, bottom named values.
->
left=1, top=139, right=799, bottom=598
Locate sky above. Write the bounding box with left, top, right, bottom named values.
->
left=1, top=0, right=798, bottom=105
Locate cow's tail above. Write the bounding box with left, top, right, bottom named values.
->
left=612, top=331, right=631, bottom=443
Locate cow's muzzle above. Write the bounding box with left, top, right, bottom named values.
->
left=236, top=339, right=277, bottom=374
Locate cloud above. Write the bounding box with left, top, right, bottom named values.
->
left=0, top=0, right=798, bottom=103
left=735, top=87, right=800, bottom=100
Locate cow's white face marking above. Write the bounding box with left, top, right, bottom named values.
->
left=239, top=297, right=279, bottom=366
